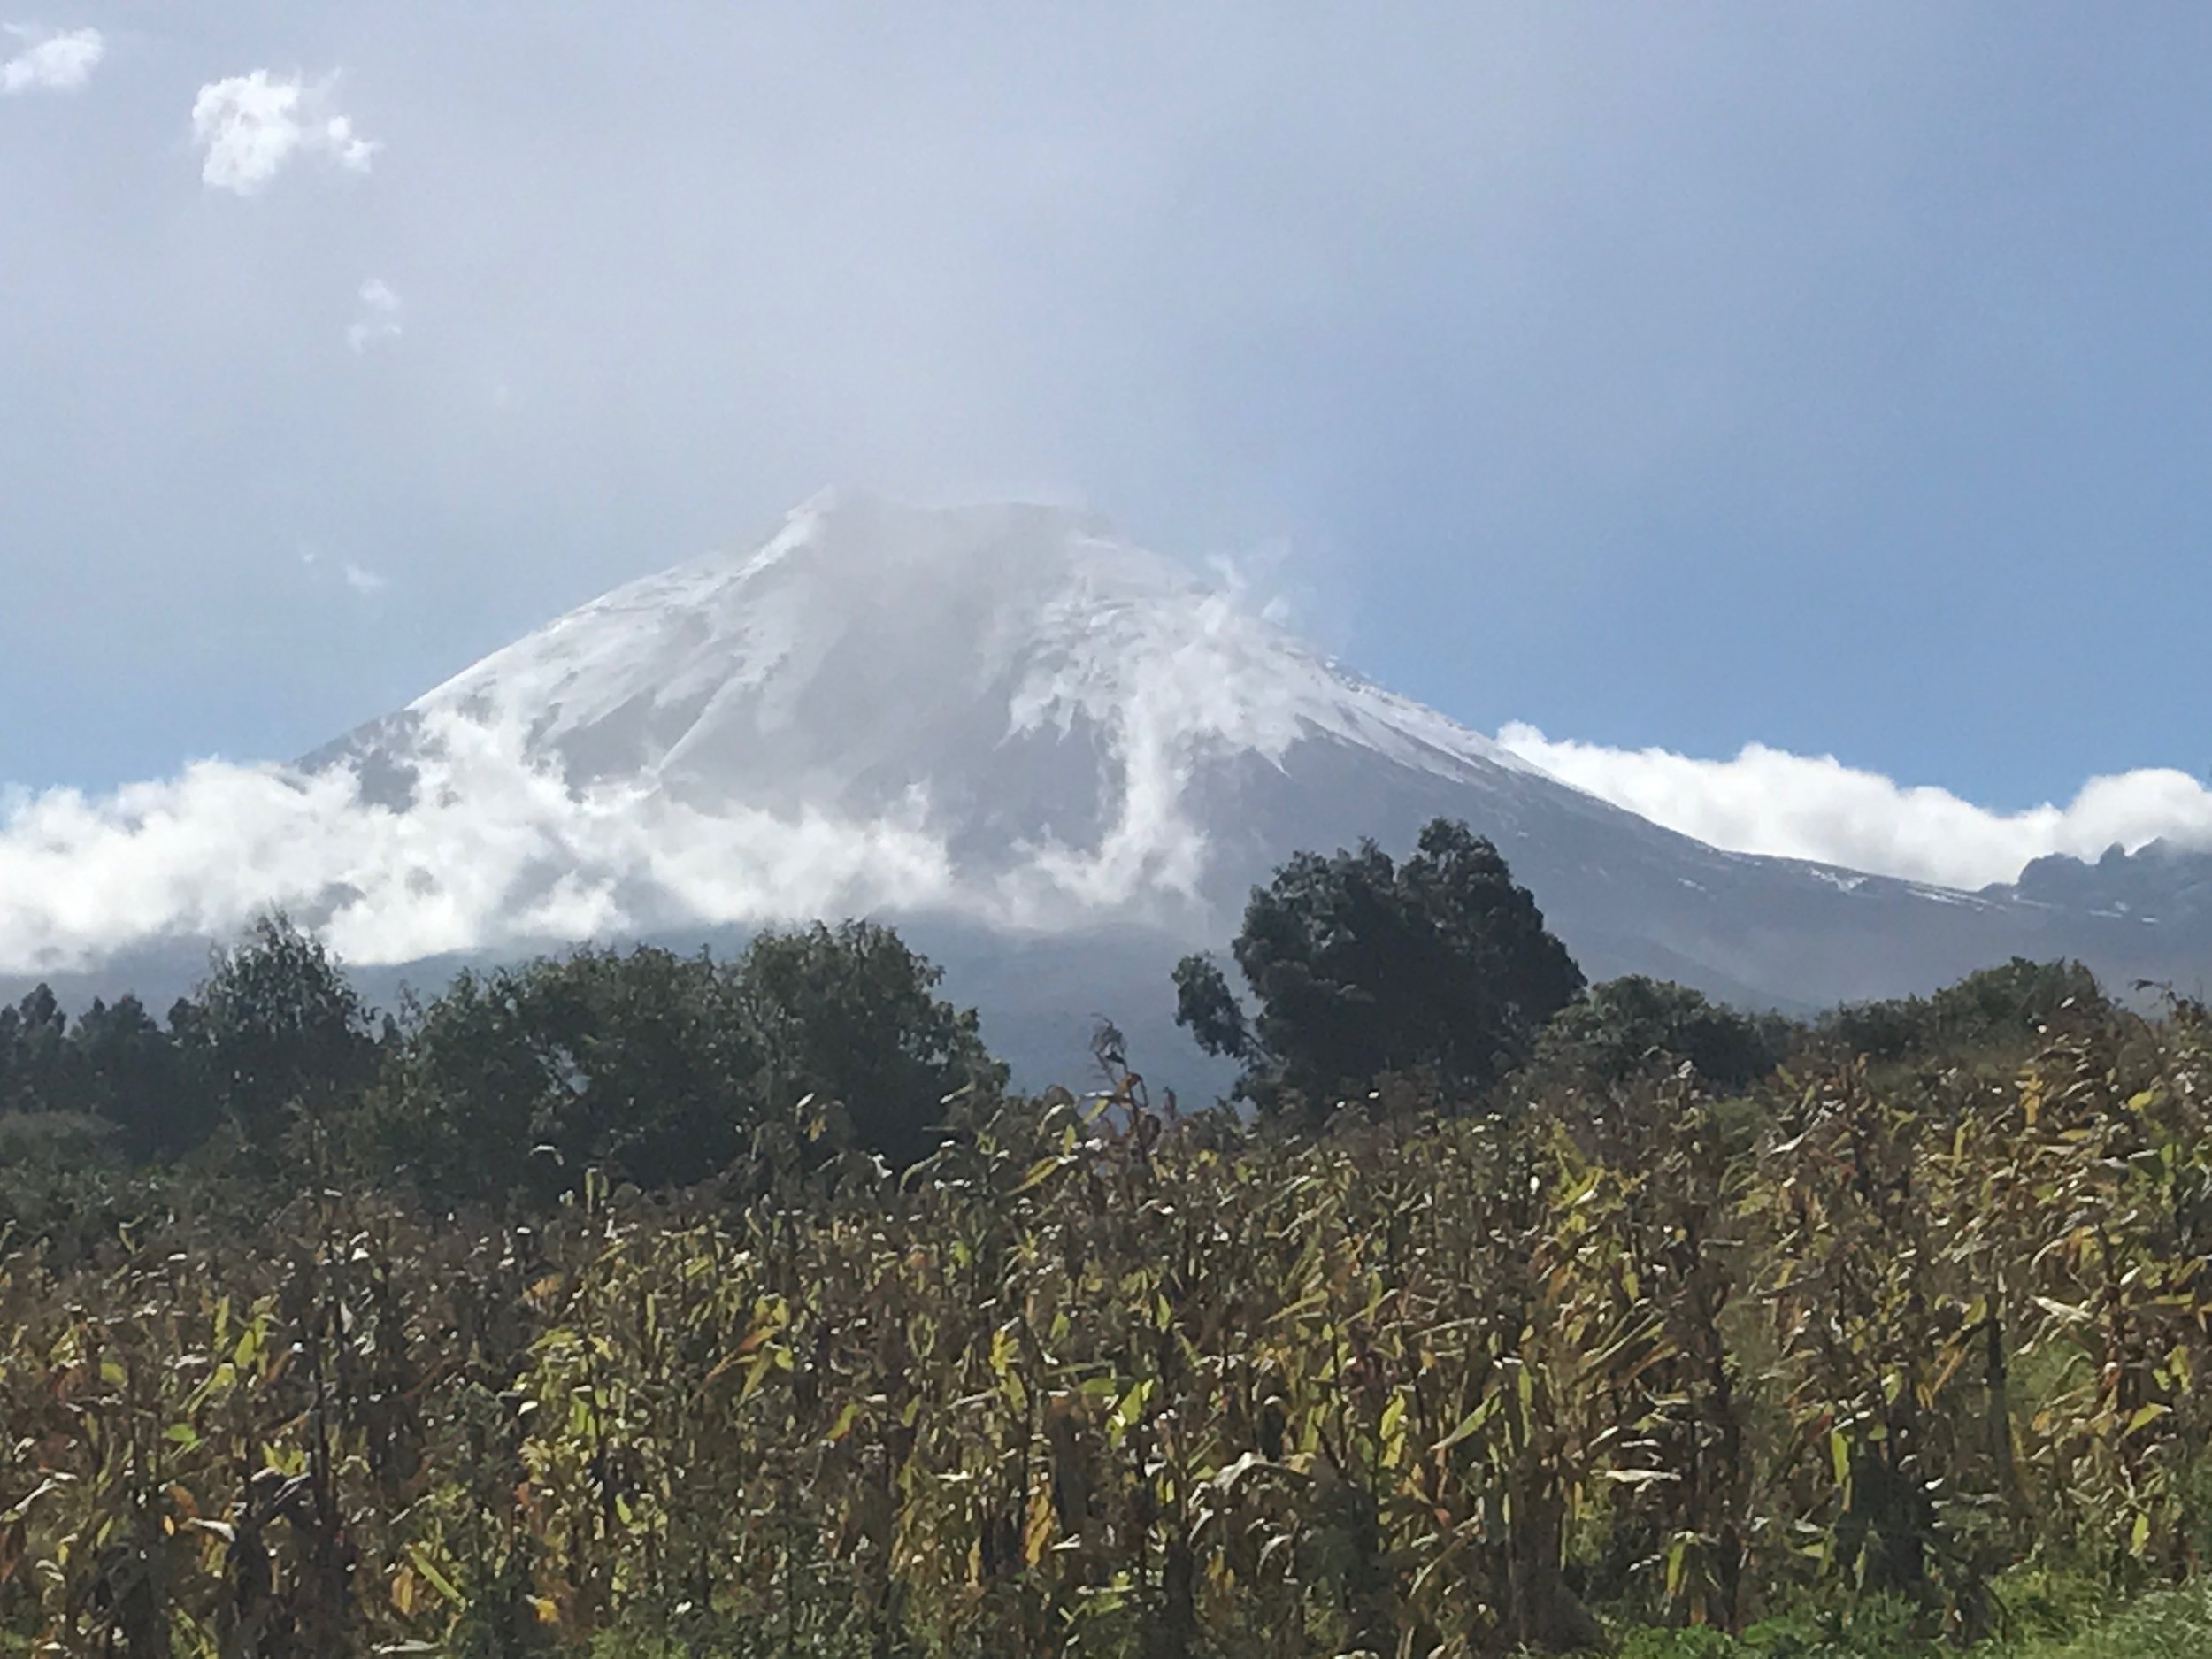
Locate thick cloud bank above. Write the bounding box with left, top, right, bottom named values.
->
left=1496, top=724, right=2212, bottom=890
left=7, top=700, right=2210, bottom=975
left=0, top=701, right=1229, bottom=977
left=0, top=712, right=959, bottom=974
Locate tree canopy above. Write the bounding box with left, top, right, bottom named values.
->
left=189, top=911, right=382, bottom=1148
left=733, top=920, right=1004, bottom=1171
left=1174, top=818, right=1586, bottom=1117
left=387, top=943, right=754, bottom=1198
left=1532, top=974, right=1785, bottom=1094
left=1822, top=956, right=2110, bottom=1064
left=381, top=921, right=1002, bottom=1199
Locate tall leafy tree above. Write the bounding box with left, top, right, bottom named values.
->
left=1175, top=818, right=1584, bottom=1117
left=733, top=920, right=1005, bottom=1171
left=0, top=984, right=73, bottom=1117
left=1532, top=975, right=1783, bottom=1093
left=390, top=924, right=1002, bottom=1200
left=71, top=994, right=203, bottom=1157
left=1824, top=956, right=2109, bottom=1064
left=188, top=913, right=382, bottom=1146
left=393, top=945, right=756, bottom=1198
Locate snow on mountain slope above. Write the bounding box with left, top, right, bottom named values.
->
left=410, top=490, right=1531, bottom=815
left=334, top=491, right=1554, bottom=929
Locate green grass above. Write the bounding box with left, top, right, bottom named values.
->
left=1605, top=1582, right=2212, bottom=1659
left=2014, top=1583, right=2212, bottom=1659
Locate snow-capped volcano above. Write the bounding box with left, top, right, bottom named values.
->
left=384, top=492, right=1533, bottom=910
left=288, top=491, right=2210, bottom=1079
left=419, top=491, right=1522, bottom=796
left=317, top=491, right=1554, bottom=934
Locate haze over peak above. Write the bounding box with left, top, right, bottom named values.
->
left=325, top=492, right=1532, bottom=927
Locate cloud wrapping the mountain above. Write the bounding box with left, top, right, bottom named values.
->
left=0, top=711, right=960, bottom=974
left=1005, top=582, right=1283, bottom=913
left=2, top=24, right=102, bottom=93
left=190, top=71, right=378, bottom=195
left=1496, top=723, right=2212, bottom=889
left=1, top=680, right=2207, bottom=975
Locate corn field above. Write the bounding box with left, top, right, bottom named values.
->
left=3, top=1010, right=2209, bottom=1656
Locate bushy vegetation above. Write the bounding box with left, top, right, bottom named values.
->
left=1816, top=958, right=2111, bottom=1070
left=1, top=823, right=2206, bottom=1656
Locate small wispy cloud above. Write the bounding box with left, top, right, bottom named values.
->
left=1496, top=723, right=2212, bottom=890
left=346, top=277, right=403, bottom=353
left=190, top=70, right=378, bottom=196
left=1, top=23, right=103, bottom=94
left=300, top=541, right=388, bottom=598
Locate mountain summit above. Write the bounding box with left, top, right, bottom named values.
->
left=404, top=491, right=1531, bottom=902
left=294, top=493, right=2210, bottom=1076
left=319, top=492, right=1549, bottom=933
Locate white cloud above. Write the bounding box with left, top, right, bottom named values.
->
left=190, top=70, right=379, bottom=196
left=346, top=277, right=403, bottom=353
left=0, top=645, right=1252, bottom=974
left=1495, top=722, right=2212, bottom=890
left=298, top=541, right=385, bottom=595
left=2, top=23, right=102, bottom=93
left=0, top=710, right=962, bottom=973
left=3, top=694, right=2208, bottom=980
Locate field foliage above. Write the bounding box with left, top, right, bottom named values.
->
left=3, top=976, right=2208, bottom=1655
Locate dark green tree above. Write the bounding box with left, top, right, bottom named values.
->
left=733, top=920, right=1005, bottom=1171
left=1532, top=974, right=1784, bottom=1093
left=187, top=913, right=382, bottom=1147
left=71, top=994, right=203, bottom=1157
left=1824, top=956, right=2108, bottom=1064
left=391, top=945, right=754, bottom=1198
left=1174, top=818, right=1585, bottom=1118
left=0, top=983, right=73, bottom=1116
left=1928, top=956, right=2108, bottom=1043
left=388, top=924, right=1002, bottom=1200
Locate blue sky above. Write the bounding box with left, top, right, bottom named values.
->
left=4, top=4, right=2212, bottom=922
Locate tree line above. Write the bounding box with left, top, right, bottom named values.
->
left=3, top=817, right=2097, bottom=1217
left=0, top=915, right=1002, bottom=1210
